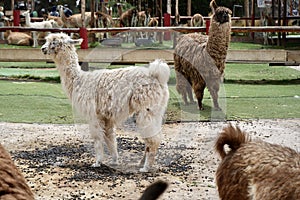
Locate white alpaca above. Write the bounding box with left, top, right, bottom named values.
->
left=41, top=33, right=170, bottom=172
left=23, top=10, right=58, bottom=47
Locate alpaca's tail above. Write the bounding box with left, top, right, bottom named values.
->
left=139, top=180, right=168, bottom=200
left=215, top=125, right=251, bottom=159
left=149, top=59, right=170, bottom=85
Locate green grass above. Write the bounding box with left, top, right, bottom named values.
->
left=0, top=79, right=299, bottom=123
left=225, top=63, right=300, bottom=82
left=0, top=62, right=55, bottom=69
left=0, top=63, right=299, bottom=123
left=167, top=84, right=300, bottom=121
left=0, top=81, right=73, bottom=123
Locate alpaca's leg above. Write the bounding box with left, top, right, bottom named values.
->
left=194, top=82, right=206, bottom=110
left=175, top=71, right=189, bottom=105
left=136, top=110, right=162, bottom=172
left=104, top=121, right=118, bottom=165
left=208, top=82, right=221, bottom=110
left=186, top=84, right=195, bottom=104
left=140, top=134, right=161, bottom=173
left=32, top=31, right=38, bottom=48
left=89, top=123, right=105, bottom=167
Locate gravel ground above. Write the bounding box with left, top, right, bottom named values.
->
left=1, top=119, right=299, bottom=200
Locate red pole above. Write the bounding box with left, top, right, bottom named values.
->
left=163, top=13, right=171, bottom=40
left=205, top=19, right=210, bottom=35
left=13, top=10, right=20, bottom=26
left=79, top=27, right=88, bottom=49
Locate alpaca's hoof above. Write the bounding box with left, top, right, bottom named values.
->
left=139, top=167, right=150, bottom=173
left=190, top=101, right=196, bottom=105
left=110, top=159, right=119, bottom=166
left=199, top=106, right=204, bottom=110
left=214, top=107, right=222, bottom=111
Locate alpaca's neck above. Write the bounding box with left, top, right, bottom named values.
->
left=59, top=8, right=68, bottom=23
left=25, top=14, right=31, bottom=26
left=206, top=22, right=231, bottom=73
left=54, top=47, right=82, bottom=99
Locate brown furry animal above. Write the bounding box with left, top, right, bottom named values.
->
left=7, top=30, right=33, bottom=46
left=0, top=144, right=34, bottom=200
left=215, top=125, right=300, bottom=200
left=120, top=8, right=138, bottom=27
left=174, top=0, right=231, bottom=110
left=190, top=13, right=204, bottom=27
left=139, top=180, right=168, bottom=200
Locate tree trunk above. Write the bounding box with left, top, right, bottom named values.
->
left=167, top=0, right=171, bottom=14
left=244, top=0, right=249, bottom=26
left=138, top=0, right=142, bottom=12
left=90, top=0, right=95, bottom=28
left=187, top=0, right=191, bottom=16
left=175, top=0, right=180, bottom=25
left=81, top=0, right=86, bottom=28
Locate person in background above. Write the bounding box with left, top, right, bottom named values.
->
left=63, top=4, right=73, bottom=17
left=50, top=5, right=59, bottom=16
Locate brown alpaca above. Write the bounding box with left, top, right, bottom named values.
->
left=215, top=125, right=300, bottom=200
left=174, top=0, right=231, bottom=110
left=7, top=30, right=33, bottom=46
left=0, top=144, right=34, bottom=200
left=47, top=15, right=64, bottom=28
left=120, top=8, right=138, bottom=27
left=137, top=9, right=151, bottom=27
left=190, top=13, right=204, bottom=27
left=58, top=5, right=94, bottom=28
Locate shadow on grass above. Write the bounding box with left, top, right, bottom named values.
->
left=169, top=100, right=226, bottom=122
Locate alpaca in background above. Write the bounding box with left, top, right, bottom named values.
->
left=6, top=30, right=33, bottom=46
left=41, top=33, right=170, bottom=172
left=96, top=11, right=114, bottom=40
left=148, top=17, right=159, bottom=41
left=23, top=10, right=58, bottom=47
left=174, top=0, right=231, bottom=110
left=215, top=125, right=300, bottom=200
left=58, top=5, right=94, bottom=28
left=0, top=144, right=34, bottom=200
left=190, top=13, right=204, bottom=27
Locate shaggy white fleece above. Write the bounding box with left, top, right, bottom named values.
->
left=41, top=33, right=170, bottom=172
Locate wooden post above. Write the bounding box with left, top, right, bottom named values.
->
left=282, top=0, right=287, bottom=47
left=80, top=0, right=88, bottom=49
left=251, top=0, right=255, bottom=39
left=187, top=0, right=191, bottom=16
left=278, top=0, right=282, bottom=46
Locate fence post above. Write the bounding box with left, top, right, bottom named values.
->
left=13, top=10, right=20, bottom=26
left=164, top=13, right=171, bottom=40
left=79, top=27, right=88, bottom=49
left=205, top=18, right=210, bottom=35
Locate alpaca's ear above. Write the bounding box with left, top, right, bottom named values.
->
left=210, top=0, right=218, bottom=13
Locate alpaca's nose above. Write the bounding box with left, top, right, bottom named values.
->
left=41, top=46, right=47, bottom=54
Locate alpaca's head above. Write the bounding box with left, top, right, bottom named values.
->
left=210, top=0, right=232, bottom=24
left=41, top=33, right=83, bottom=55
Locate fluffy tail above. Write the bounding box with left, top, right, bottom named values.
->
left=215, top=124, right=251, bottom=159
left=139, top=180, right=168, bottom=200
left=149, top=59, right=170, bottom=85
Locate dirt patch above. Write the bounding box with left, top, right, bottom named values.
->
left=1, top=119, right=299, bottom=199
